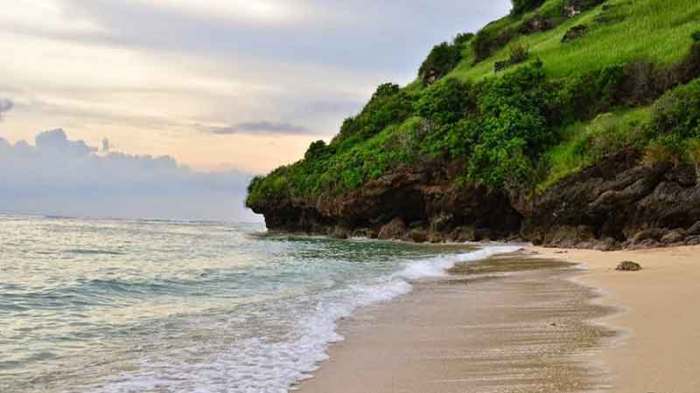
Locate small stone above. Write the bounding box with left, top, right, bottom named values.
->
left=616, top=261, right=642, bottom=271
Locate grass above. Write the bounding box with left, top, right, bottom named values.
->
left=543, top=106, right=652, bottom=188
left=451, top=0, right=700, bottom=81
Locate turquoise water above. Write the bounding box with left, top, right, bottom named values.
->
left=0, top=214, right=518, bottom=393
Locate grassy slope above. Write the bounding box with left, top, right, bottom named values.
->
left=452, top=0, right=700, bottom=81
left=247, top=0, right=700, bottom=207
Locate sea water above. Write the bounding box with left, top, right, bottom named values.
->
left=0, top=214, right=519, bottom=393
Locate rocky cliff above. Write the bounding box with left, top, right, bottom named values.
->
left=249, top=150, right=700, bottom=250
left=247, top=0, right=700, bottom=250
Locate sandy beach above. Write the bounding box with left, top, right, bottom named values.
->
left=298, top=245, right=700, bottom=393
left=298, top=256, right=615, bottom=393
left=532, top=245, right=700, bottom=393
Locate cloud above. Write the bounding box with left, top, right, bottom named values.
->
left=0, top=98, right=13, bottom=119
left=206, top=121, right=311, bottom=135
left=0, top=0, right=511, bottom=173
left=0, top=129, right=260, bottom=221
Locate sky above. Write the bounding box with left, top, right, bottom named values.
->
left=0, top=0, right=510, bottom=220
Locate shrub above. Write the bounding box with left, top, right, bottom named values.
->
left=494, top=43, right=530, bottom=72
left=693, top=31, right=700, bottom=43
left=418, top=42, right=462, bottom=84
left=304, top=140, right=330, bottom=161
left=650, top=78, right=700, bottom=139
left=509, top=42, right=529, bottom=64
left=472, top=27, right=515, bottom=63
left=469, top=62, right=560, bottom=187
left=559, top=65, right=625, bottom=120
left=416, top=78, right=474, bottom=125
left=643, top=134, right=687, bottom=166
left=336, top=83, right=414, bottom=142
left=511, top=0, right=546, bottom=15
left=454, top=32, right=475, bottom=46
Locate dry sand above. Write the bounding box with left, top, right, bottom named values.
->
left=531, top=245, right=700, bottom=393
left=298, top=257, right=615, bottom=393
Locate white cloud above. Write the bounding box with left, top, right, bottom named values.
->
left=0, top=0, right=511, bottom=175
left=0, top=129, right=259, bottom=221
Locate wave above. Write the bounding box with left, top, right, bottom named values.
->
left=394, top=244, right=523, bottom=280
left=95, top=244, right=522, bottom=393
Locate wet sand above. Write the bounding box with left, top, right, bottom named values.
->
left=532, top=245, right=700, bottom=393
left=298, top=256, right=615, bottom=393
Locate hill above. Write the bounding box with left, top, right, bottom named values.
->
left=247, top=0, right=700, bottom=249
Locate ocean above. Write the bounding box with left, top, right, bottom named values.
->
left=0, top=214, right=519, bottom=393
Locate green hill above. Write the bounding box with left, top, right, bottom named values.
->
left=247, top=0, right=700, bottom=249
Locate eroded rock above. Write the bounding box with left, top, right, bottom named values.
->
left=616, top=261, right=642, bottom=271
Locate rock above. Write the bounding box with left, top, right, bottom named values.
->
left=593, top=237, right=619, bottom=251
left=428, top=232, right=445, bottom=243
left=616, top=261, right=642, bottom=271
left=332, top=226, right=350, bottom=239
left=661, top=229, right=687, bottom=244
left=451, top=226, right=476, bottom=242
left=251, top=147, right=700, bottom=251
left=562, top=25, right=588, bottom=43
left=631, top=228, right=667, bottom=244
left=687, top=221, right=700, bottom=236
left=378, top=217, right=407, bottom=240
left=685, top=235, right=700, bottom=245
left=408, top=229, right=428, bottom=243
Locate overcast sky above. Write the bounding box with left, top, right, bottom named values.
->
left=0, top=0, right=510, bottom=220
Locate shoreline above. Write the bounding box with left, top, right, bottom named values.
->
left=295, top=244, right=700, bottom=393
left=297, top=253, right=615, bottom=393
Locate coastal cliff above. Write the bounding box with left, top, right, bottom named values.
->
left=247, top=0, right=700, bottom=250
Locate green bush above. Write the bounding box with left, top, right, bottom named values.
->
left=558, top=65, right=625, bottom=120
left=495, top=43, right=530, bottom=72
left=418, top=42, right=462, bottom=84
left=336, top=83, right=414, bottom=143
left=651, top=78, right=700, bottom=139
left=416, top=78, right=474, bottom=125
left=472, top=26, right=515, bottom=63
left=468, top=62, right=560, bottom=187
left=453, top=32, right=475, bottom=46
left=511, top=0, right=546, bottom=15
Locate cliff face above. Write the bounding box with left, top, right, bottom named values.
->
left=524, top=150, right=700, bottom=249
left=249, top=160, right=522, bottom=242
left=250, top=150, right=700, bottom=249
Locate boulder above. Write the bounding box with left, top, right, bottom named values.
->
left=631, top=228, right=667, bottom=244
left=408, top=229, right=428, bottom=243
left=687, top=221, right=700, bottom=236
left=661, top=229, right=687, bottom=244
left=378, top=217, right=407, bottom=240
left=562, top=25, right=588, bottom=43
left=616, top=261, right=642, bottom=271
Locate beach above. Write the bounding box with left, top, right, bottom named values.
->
left=533, top=245, right=700, bottom=393
left=298, top=245, right=700, bottom=393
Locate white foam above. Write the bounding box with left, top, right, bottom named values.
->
left=394, top=244, right=523, bottom=280
left=94, top=245, right=521, bottom=393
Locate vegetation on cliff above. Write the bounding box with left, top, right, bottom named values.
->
left=247, top=0, right=700, bottom=245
